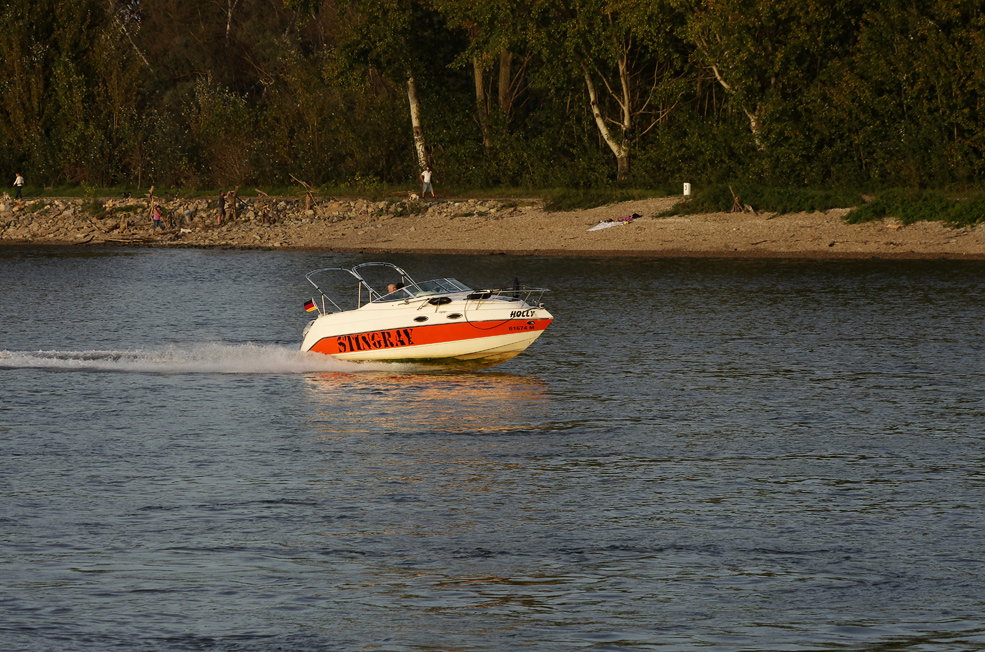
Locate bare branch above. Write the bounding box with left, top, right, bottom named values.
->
left=106, top=0, right=152, bottom=71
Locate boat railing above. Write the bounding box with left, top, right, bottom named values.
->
left=376, top=285, right=549, bottom=307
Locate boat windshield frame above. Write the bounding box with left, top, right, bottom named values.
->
left=403, top=278, right=472, bottom=297
left=371, top=277, right=473, bottom=302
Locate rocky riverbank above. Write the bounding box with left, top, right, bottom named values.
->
left=3, top=193, right=985, bottom=259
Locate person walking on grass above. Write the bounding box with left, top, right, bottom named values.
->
left=420, top=166, right=435, bottom=199
left=13, top=172, right=24, bottom=199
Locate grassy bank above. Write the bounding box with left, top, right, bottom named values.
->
left=657, top=184, right=985, bottom=229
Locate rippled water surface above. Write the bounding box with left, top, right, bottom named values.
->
left=2, top=247, right=985, bottom=651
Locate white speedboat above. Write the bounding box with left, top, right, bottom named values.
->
left=300, top=262, right=553, bottom=369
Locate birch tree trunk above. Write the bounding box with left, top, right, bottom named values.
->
left=617, top=51, right=631, bottom=133
left=473, top=58, right=493, bottom=150
left=582, top=65, right=630, bottom=180
left=498, top=49, right=513, bottom=117
left=708, top=62, right=764, bottom=150
left=406, top=73, right=430, bottom=169
left=226, top=0, right=240, bottom=44
left=743, top=106, right=763, bottom=149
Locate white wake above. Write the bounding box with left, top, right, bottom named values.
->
left=0, top=342, right=403, bottom=374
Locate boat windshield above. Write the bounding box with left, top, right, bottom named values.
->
left=378, top=286, right=416, bottom=301
left=409, top=278, right=472, bottom=296
left=375, top=279, right=470, bottom=302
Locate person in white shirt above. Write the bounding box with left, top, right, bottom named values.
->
left=420, top=166, right=435, bottom=199
left=13, top=173, right=24, bottom=199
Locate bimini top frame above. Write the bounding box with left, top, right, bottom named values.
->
left=305, top=262, right=417, bottom=312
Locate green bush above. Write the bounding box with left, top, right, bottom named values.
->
left=844, top=189, right=985, bottom=227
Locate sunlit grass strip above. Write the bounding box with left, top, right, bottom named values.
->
left=659, top=184, right=862, bottom=217
left=542, top=187, right=669, bottom=212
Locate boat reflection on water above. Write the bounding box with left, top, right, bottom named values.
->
left=301, top=371, right=555, bottom=606
left=302, top=370, right=549, bottom=435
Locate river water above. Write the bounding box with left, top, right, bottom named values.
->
left=2, top=247, right=984, bottom=651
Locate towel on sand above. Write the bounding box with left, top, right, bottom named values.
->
left=587, top=213, right=641, bottom=232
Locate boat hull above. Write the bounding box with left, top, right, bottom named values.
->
left=301, top=300, right=553, bottom=369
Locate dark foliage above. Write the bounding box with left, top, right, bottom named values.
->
left=1, top=0, right=985, bottom=199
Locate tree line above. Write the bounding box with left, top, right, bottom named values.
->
left=2, top=0, right=984, bottom=192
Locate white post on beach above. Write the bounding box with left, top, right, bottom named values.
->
left=683, top=183, right=692, bottom=196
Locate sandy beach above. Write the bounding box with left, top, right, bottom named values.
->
left=4, top=195, right=985, bottom=259
left=325, top=197, right=985, bottom=259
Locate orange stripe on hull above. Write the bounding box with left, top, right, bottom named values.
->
left=308, top=318, right=553, bottom=357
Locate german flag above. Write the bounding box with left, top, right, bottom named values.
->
left=304, top=299, right=318, bottom=313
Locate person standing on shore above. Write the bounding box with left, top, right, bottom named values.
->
left=13, top=173, right=24, bottom=199
left=217, top=191, right=226, bottom=225
left=152, top=205, right=164, bottom=233
left=420, top=166, right=435, bottom=199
